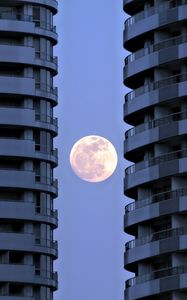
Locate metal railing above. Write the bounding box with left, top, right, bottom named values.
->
left=125, top=110, right=187, bottom=139
left=125, top=148, right=187, bottom=175
left=125, top=187, right=187, bottom=212
left=35, top=268, right=58, bottom=282
left=125, top=0, right=187, bottom=27
left=125, top=34, right=187, bottom=65
left=35, top=206, right=58, bottom=219
left=126, top=264, right=187, bottom=288
left=125, top=72, right=187, bottom=102
left=35, top=175, right=58, bottom=188
left=33, top=20, right=56, bottom=33
left=35, top=113, right=58, bottom=126
left=0, top=13, right=56, bottom=33
left=35, top=51, right=58, bottom=65
left=126, top=226, right=187, bottom=250
left=35, top=82, right=58, bottom=96
left=35, top=238, right=58, bottom=251
left=35, top=145, right=58, bottom=160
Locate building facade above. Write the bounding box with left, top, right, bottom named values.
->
left=0, top=1, right=58, bottom=299
left=124, top=0, right=187, bottom=299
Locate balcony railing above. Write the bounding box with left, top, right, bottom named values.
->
left=35, top=83, right=58, bottom=96
left=35, top=238, right=58, bottom=251
left=33, top=20, right=57, bottom=33
left=125, top=72, right=187, bottom=102
left=125, top=110, right=187, bottom=139
left=125, top=187, right=187, bottom=212
left=125, top=0, right=187, bottom=27
left=35, top=175, right=57, bottom=188
left=126, top=264, right=187, bottom=288
left=35, top=206, right=58, bottom=219
left=125, top=34, right=187, bottom=65
left=125, top=148, right=187, bottom=175
left=35, top=268, right=58, bottom=282
left=35, top=113, right=58, bottom=126
left=126, top=226, right=187, bottom=250
left=35, top=51, right=58, bottom=66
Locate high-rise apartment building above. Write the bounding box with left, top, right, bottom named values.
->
left=124, top=0, right=187, bottom=299
left=0, top=1, right=58, bottom=299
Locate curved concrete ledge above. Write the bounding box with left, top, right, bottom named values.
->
left=125, top=272, right=187, bottom=300
left=0, top=233, right=58, bottom=258
left=125, top=196, right=187, bottom=231
left=124, top=43, right=187, bottom=87
left=2, top=0, right=58, bottom=13
left=124, top=119, right=187, bottom=158
left=0, top=201, right=58, bottom=228
left=0, top=45, right=57, bottom=74
left=0, top=106, right=58, bottom=135
left=0, top=138, right=57, bottom=166
left=0, top=76, right=58, bottom=103
left=0, top=170, right=57, bottom=197
left=124, top=157, right=187, bottom=197
left=124, top=5, right=187, bottom=50
left=0, top=20, right=58, bottom=44
left=125, top=234, right=187, bottom=268
left=124, top=81, right=187, bottom=122
left=0, top=264, right=57, bottom=290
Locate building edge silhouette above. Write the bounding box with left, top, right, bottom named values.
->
left=0, top=1, right=58, bottom=299
left=124, top=1, right=187, bottom=299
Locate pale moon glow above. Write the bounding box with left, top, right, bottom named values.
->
left=70, top=135, right=118, bottom=182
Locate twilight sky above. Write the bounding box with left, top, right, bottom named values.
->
left=54, top=1, right=129, bottom=299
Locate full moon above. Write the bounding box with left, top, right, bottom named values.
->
left=70, top=135, right=118, bottom=182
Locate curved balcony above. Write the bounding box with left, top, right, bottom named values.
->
left=0, top=137, right=57, bottom=166
left=35, top=146, right=58, bottom=166
left=0, top=264, right=57, bottom=290
left=35, top=269, right=58, bottom=290
left=125, top=72, right=187, bottom=103
left=35, top=238, right=58, bottom=258
left=125, top=226, right=187, bottom=270
left=124, top=37, right=187, bottom=88
left=35, top=113, right=58, bottom=135
left=126, top=188, right=187, bottom=213
left=126, top=265, right=187, bottom=299
left=124, top=111, right=187, bottom=159
left=0, top=14, right=57, bottom=44
left=4, top=0, right=58, bottom=14
left=0, top=44, right=58, bottom=74
left=0, top=108, right=57, bottom=135
left=126, top=148, right=187, bottom=175
left=0, top=169, right=57, bottom=197
left=0, top=76, right=57, bottom=103
left=125, top=34, right=187, bottom=66
left=35, top=83, right=58, bottom=103
left=35, top=175, right=58, bottom=196
left=35, top=51, right=58, bottom=74
left=124, top=2, right=187, bottom=50
left=0, top=232, right=57, bottom=258
left=125, top=149, right=187, bottom=197
left=126, top=226, right=187, bottom=251
left=0, top=200, right=58, bottom=228
left=125, top=189, right=187, bottom=234
left=125, top=110, right=187, bottom=140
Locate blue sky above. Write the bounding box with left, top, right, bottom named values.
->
left=54, top=1, right=129, bottom=299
